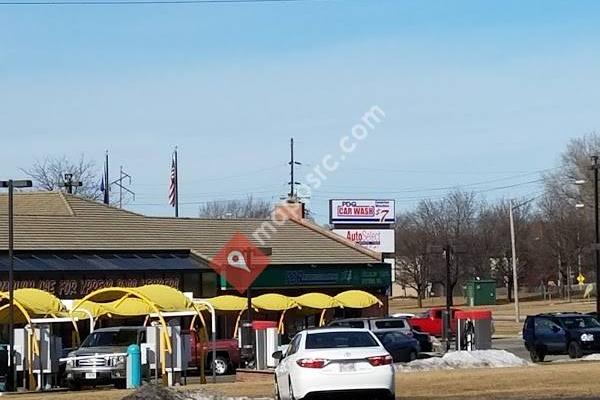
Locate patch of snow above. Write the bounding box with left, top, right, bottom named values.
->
left=582, top=353, right=600, bottom=361
left=395, top=350, right=532, bottom=373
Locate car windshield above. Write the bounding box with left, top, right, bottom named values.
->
left=561, top=316, right=600, bottom=330
left=329, top=320, right=365, bottom=329
left=374, top=320, right=406, bottom=329
left=305, top=331, right=378, bottom=349
left=80, top=330, right=139, bottom=348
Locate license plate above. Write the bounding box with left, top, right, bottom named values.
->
left=85, top=372, right=97, bottom=379
left=340, top=363, right=356, bottom=372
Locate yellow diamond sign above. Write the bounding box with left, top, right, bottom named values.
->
left=577, top=273, right=586, bottom=285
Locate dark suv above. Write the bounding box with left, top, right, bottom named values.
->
left=523, top=313, right=600, bottom=362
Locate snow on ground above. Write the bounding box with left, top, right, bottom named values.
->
left=395, top=350, right=532, bottom=373
left=582, top=353, right=600, bottom=361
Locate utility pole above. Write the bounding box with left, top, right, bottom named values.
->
left=111, top=166, right=135, bottom=208
left=1, top=179, right=32, bottom=392
left=427, top=243, right=465, bottom=352
left=63, top=173, right=82, bottom=194
left=509, top=200, right=520, bottom=322
left=445, top=245, right=452, bottom=351
left=288, top=138, right=301, bottom=201
left=103, top=151, right=110, bottom=205
left=592, top=155, right=600, bottom=315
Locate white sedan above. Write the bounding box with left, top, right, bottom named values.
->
left=273, top=328, right=395, bottom=400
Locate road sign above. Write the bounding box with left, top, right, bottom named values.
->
left=577, top=273, right=586, bottom=286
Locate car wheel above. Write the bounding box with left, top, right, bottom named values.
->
left=212, top=356, right=230, bottom=375
left=114, top=379, right=127, bottom=389
left=409, top=350, right=418, bottom=362
left=568, top=341, right=583, bottom=359
left=530, top=349, right=545, bottom=363
left=67, top=380, right=82, bottom=391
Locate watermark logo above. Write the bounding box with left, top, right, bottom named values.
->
left=209, top=232, right=270, bottom=294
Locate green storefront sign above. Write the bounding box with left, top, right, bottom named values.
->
left=220, top=264, right=391, bottom=290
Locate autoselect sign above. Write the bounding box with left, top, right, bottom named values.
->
left=330, top=199, right=395, bottom=224
left=333, top=229, right=395, bottom=253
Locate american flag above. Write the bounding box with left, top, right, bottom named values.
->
left=168, top=153, right=177, bottom=207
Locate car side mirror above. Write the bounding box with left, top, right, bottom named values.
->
left=272, top=351, right=284, bottom=360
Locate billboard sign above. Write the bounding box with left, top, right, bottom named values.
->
left=330, top=199, right=395, bottom=225
left=333, top=229, right=395, bottom=253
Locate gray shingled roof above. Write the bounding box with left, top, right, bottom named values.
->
left=0, top=192, right=380, bottom=265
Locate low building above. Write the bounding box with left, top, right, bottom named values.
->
left=0, top=192, right=391, bottom=331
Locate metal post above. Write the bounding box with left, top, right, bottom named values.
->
left=444, top=245, right=451, bottom=352
left=211, top=314, right=216, bottom=384
left=8, top=180, right=15, bottom=392
left=174, top=149, right=179, bottom=218
left=509, top=200, right=520, bottom=323
left=245, top=249, right=254, bottom=368
left=594, top=155, right=600, bottom=315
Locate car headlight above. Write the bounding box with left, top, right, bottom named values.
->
left=581, top=333, right=595, bottom=342
left=66, top=359, right=74, bottom=367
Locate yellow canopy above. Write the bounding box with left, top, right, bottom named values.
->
left=295, top=293, right=339, bottom=309
left=202, top=295, right=248, bottom=311
left=14, top=288, right=66, bottom=316
left=334, top=290, right=382, bottom=309
left=104, top=298, right=155, bottom=317
left=253, top=294, right=298, bottom=311
left=134, top=285, right=195, bottom=313
left=72, top=299, right=108, bottom=318
left=0, top=289, right=67, bottom=324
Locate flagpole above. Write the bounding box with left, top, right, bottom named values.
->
left=174, top=147, right=179, bottom=218
left=104, top=150, right=110, bottom=205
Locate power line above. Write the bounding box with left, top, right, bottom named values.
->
left=134, top=163, right=286, bottom=187
left=0, top=0, right=333, bottom=5
left=310, top=172, right=546, bottom=195
left=339, top=166, right=557, bottom=176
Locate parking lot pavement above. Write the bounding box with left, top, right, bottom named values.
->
left=492, top=336, right=571, bottom=363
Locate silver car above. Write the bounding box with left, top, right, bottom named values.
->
left=328, top=317, right=414, bottom=336
left=65, top=326, right=145, bottom=389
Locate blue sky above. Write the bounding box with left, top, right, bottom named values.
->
left=1, top=0, right=599, bottom=221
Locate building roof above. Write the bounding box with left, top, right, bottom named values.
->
left=0, top=191, right=380, bottom=265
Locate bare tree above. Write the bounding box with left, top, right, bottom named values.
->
left=413, top=190, right=478, bottom=305
left=395, top=212, right=431, bottom=307
left=477, top=199, right=533, bottom=302
left=20, top=155, right=102, bottom=200
left=198, top=196, right=272, bottom=219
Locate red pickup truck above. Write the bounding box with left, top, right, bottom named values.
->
left=408, top=308, right=461, bottom=337
left=189, top=334, right=241, bottom=376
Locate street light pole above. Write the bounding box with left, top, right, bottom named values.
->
left=444, top=245, right=452, bottom=352
left=509, top=200, right=520, bottom=323
left=593, top=156, right=600, bottom=316
left=1, top=179, right=32, bottom=392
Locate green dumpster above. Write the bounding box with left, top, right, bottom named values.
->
left=465, top=279, right=496, bottom=306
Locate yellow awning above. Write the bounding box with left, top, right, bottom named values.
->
left=104, top=297, right=155, bottom=317
left=134, top=285, right=195, bottom=313
left=295, top=293, right=339, bottom=309
left=334, top=290, right=382, bottom=309
left=253, top=294, right=298, bottom=311
left=72, top=299, right=108, bottom=318
left=13, top=288, right=65, bottom=316
left=202, top=295, right=248, bottom=311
